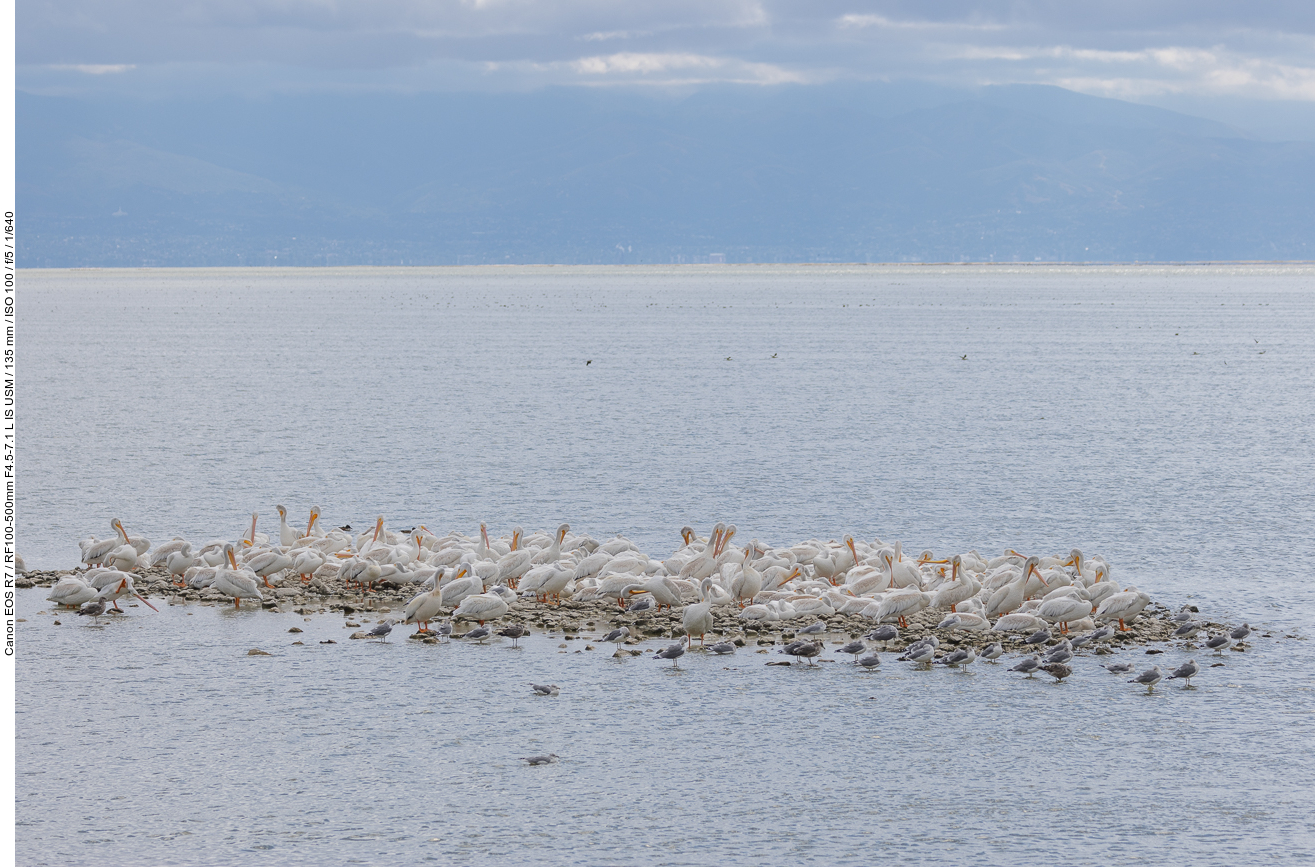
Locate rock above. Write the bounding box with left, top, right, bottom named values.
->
left=349, top=631, right=368, bottom=640
left=291, top=641, right=304, bottom=646
left=585, top=645, right=595, bottom=651
left=288, top=627, right=303, bottom=633
left=766, top=660, right=791, bottom=666
left=423, top=637, right=439, bottom=644
left=344, top=621, right=360, bottom=628
left=247, top=649, right=272, bottom=656
left=320, top=640, right=336, bottom=644
left=733, top=638, right=746, bottom=647
left=276, top=589, right=299, bottom=597
left=53, top=620, right=61, bottom=626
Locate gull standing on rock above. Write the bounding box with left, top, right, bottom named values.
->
left=654, top=643, right=686, bottom=668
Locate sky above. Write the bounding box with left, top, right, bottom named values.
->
left=17, top=2, right=1315, bottom=116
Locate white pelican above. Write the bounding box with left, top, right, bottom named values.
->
left=291, top=549, right=326, bottom=583
left=339, top=558, right=382, bottom=591
left=47, top=576, right=97, bottom=607
left=240, top=512, right=268, bottom=548
left=678, top=524, right=725, bottom=581
left=212, top=544, right=263, bottom=609
left=538, top=566, right=573, bottom=605
left=867, top=587, right=929, bottom=627
left=166, top=549, right=195, bottom=585
left=454, top=592, right=510, bottom=625
left=276, top=505, right=298, bottom=547
left=148, top=538, right=191, bottom=568
left=1035, top=594, right=1094, bottom=634
left=682, top=577, right=716, bottom=646
left=495, top=527, right=532, bottom=588
left=930, top=555, right=978, bottom=612
left=531, top=523, right=570, bottom=565
left=990, top=612, right=1047, bottom=633
left=1094, top=587, right=1151, bottom=631
left=730, top=548, right=763, bottom=606
left=82, top=519, right=131, bottom=567
left=812, top=535, right=858, bottom=584
left=245, top=550, right=294, bottom=588
left=439, top=564, right=481, bottom=608
left=985, top=557, right=1041, bottom=618
left=95, top=573, right=159, bottom=613
left=402, top=580, right=447, bottom=632
left=106, top=543, right=140, bottom=572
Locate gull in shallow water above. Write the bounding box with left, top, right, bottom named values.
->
left=530, top=683, right=560, bottom=696
left=653, top=642, right=686, bottom=668
left=76, top=597, right=108, bottom=623
left=1128, top=665, right=1163, bottom=693
left=1102, top=661, right=1136, bottom=674
left=708, top=641, right=737, bottom=655
left=497, top=623, right=527, bottom=647
left=1008, top=655, right=1041, bottom=678
left=797, top=621, right=826, bottom=635
left=865, top=625, right=898, bottom=647
left=464, top=625, right=491, bottom=643
left=521, top=753, right=559, bottom=765
left=838, top=640, right=867, bottom=662
left=1041, top=662, right=1072, bottom=683
left=980, top=642, right=1004, bottom=663
left=1229, top=623, right=1252, bottom=642
left=856, top=653, right=881, bottom=670
left=1023, top=628, right=1052, bottom=647
left=1168, top=659, right=1200, bottom=687
left=780, top=639, right=823, bottom=665
left=935, top=646, right=977, bottom=671
left=365, top=619, right=394, bottom=642
left=1204, top=634, right=1231, bottom=655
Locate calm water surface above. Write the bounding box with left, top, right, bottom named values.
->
left=18, top=265, right=1315, bottom=865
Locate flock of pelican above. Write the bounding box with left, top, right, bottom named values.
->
left=54, top=511, right=1181, bottom=642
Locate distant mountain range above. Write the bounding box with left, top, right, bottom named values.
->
left=17, top=83, right=1315, bottom=265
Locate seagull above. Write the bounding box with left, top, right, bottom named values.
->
left=838, top=639, right=868, bottom=662
left=601, top=626, right=631, bottom=648
left=654, top=642, right=686, bottom=668
left=781, top=639, right=823, bottom=665
left=497, top=623, right=527, bottom=648
left=903, top=641, right=935, bottom=668
left=856, top=654, right=882, bottom=670
left=464, top=625, right=491, bottom=643
left=1168, top=659, right=1200, bottom=687
left=797, top=621, right=826, bottom=635
left=708, top=641, right=737, bottom=655
left=1229, top=623, right=1251, bottom=642
left=865, top=625, right=898, bottom=647
left=435, top=620, right=453, bottom=641
left=1128, top=665, right=1164, bottom=693
left=935, top=646, right=977, bottom=670
left=1171, top=605, right=1195, bottom=623
left=1102, top=661, right=1136, bottom=674
left=521, top=753, right=559, bottom=765
left=1204, top=634, right=1231, bottom=655
left=980, top=642, right=1004, bottom=663
left=1024, top=628, right=1052, bottom=647
left=365, top=619, right=394, bottom=642
left=1008, top=655, right=1041, bottom=677
left=626, top=595, right=655, bottom=613
left=1070, top=631, right=1096, bottom=650
left=77, top=598, right=108, bottom=623
left=1088, top=625, right=1116, bottom=644
left=1172, top=621, right=1202, bottom=640
left=530, top=683, right=560, bottom=696
left=1041, top=662, right=1072, bottom=683
left=1043, top=640, right=1073, bottom=665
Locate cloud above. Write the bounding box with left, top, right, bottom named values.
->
left=15, top=1, right=1315, bottom=102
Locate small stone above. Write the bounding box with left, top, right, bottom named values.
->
left=349, top=631, right=368, bottom=640
left=53, top=620, right=61, bottom=626
left=1145, top=648, right=1163, bottom=654
left=558, top=643, right=568, bottom=648
left=344, top=622, right=360, bottom=628
left=733, top=638, right=746, bottom=647
left=320, top=640, right=336, bottom=644
left=585, top=645, right=595, bottom=651
left=288, top=627, right=303, bottom=633
left=291, top=641, right=304, bottom=646
left=422, top=637, right=439, bottom=644
left=247, top=648, right=272, bottom=656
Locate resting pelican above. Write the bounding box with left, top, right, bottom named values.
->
left=682, top=578, right=716, bottom=646
left=531, top=523, right=570, bottom=565
left=241, top=512, right=268, bottom=548
left=678, top=524, right=725, bottom=581
left=1035, top=593, right=1094, bottom=634
left=730, top=548, right=763, bottom=606
left=867, top=586, right=929, bottom=627
left=1094, top=586, right=1151, bottom=631
left=454, top=592, right=510, bottom=625
left=985, top=557, right=1041, bottom=618
left=930, top=555, right=978, bottom=612
left=246, top=550, right=294, bottom=588
left=47, top=576, right=97, bottom=608
left=440, top=564, right=482, bottom=608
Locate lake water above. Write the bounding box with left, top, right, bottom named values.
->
left=18, top=264, right=1315, bottom=865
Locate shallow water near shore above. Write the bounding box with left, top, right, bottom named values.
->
left=19, top=264, right=1315, bottom=864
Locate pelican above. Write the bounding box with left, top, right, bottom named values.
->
left=402, top=574, right=448, bottom=632
left=47, top=575, right=97, bottom=608
left=985, top=557, right=1041, bottom=618
left=212, top=544, right=263, bottom=609
left=95, top=573, right=159, bottom=613
left=682, top=577, right=716, bottom=646
left=165, top=548, right=195, bottom=585
left=730, top=548, right=763, bottom=606
left=1094, top=586, right=1151, bottom=631
left=1035, top=593, right=1094, bottom=634
left=454, top=592, right=510, bottom=625
left=440, top=563, right=482, bottom=608
left=276, top=505, right=298, bottom=547
left=531, top=523, right=571, bottom=565
left=495, top=527, right=532, bottom=588
left=245, top=549, right=294, bottom=588
left=867, top=586, right=929, bottom=627
left=678, top=524, right=725, bottom=581
left=82, top=519, right=131, bottom=568
left=240, top=512, right=268, bottom=548
left=930, top=555, right=977, bottom=612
